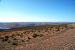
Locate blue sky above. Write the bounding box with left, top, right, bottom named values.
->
left=0, top=0, right=75, bottom=22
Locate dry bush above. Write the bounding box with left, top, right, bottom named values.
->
left=32, top=33, right=43, bottom=38
left=12, top=42, right=18, bottom=46
left=32, top=34, right=38, bottom=38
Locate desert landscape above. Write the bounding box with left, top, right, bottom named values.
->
left=0, top=23, right=75, bottom=50
left=0, top=0, right=75, bottom=50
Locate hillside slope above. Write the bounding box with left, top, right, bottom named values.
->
left=0, top=24, right=75, bottom=50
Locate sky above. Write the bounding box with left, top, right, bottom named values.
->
left=0, top=0, right=75, bottom=22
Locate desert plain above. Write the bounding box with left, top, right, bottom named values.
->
left=0, top=24, right=75, bottom=50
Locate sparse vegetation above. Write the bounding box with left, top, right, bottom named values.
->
left=28, top=37, right=31, bottom=40
left=21, top=40, right=25, bottom=42
left=38, top=34, right=43, bottom=37
left=0, top=24, right=74, bottom=50
left=12, top=42, right=18, bottom=46
left=32, top=34, right=39, bottom=38
left=32, top=33, right=43, bottom=38
left=2, top=37, right=8, bottom=42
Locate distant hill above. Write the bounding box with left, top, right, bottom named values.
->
left=0, top=22, right=75, bottom=29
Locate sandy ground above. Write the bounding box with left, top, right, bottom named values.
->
left=6, top=28, right=75, bottom=50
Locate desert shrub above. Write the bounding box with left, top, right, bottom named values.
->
left=20, top=34, right=23, bottom=38
left=1, top=36, right=9, bottom=41
left=32, top=34, right=38, bottom=38
left=23, top=31, right=26, bottom=34
left=2, top=36, right=9, bottom=42
left=32, top=33, right=43, bottom=38
left=13, top=38, right=17, bottom=40
left=56, top=27, right=60, bottom=31
left=7, top=40, right=11, bottom=43
left=21, top=40, right=25, bottom=42
left=0, top=37, right=3, bottom=39
left=2, top=38, right=8, bottom=42
left=38, top=34, right=43, bottom=37
left=5, top=36, right=9, bottom=38
left=12, top=42, right=18, bottom=46
left=16, top=33, right=21, bottom=36
left=11, top=34, right=15, bottom=38
left=38, top=30, right=40, bottom=32
left=28, top=37, right=31, bottom=40
left=44, top=30, right=48, bottom=32
left=70, top=27, right=74, bottom=29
